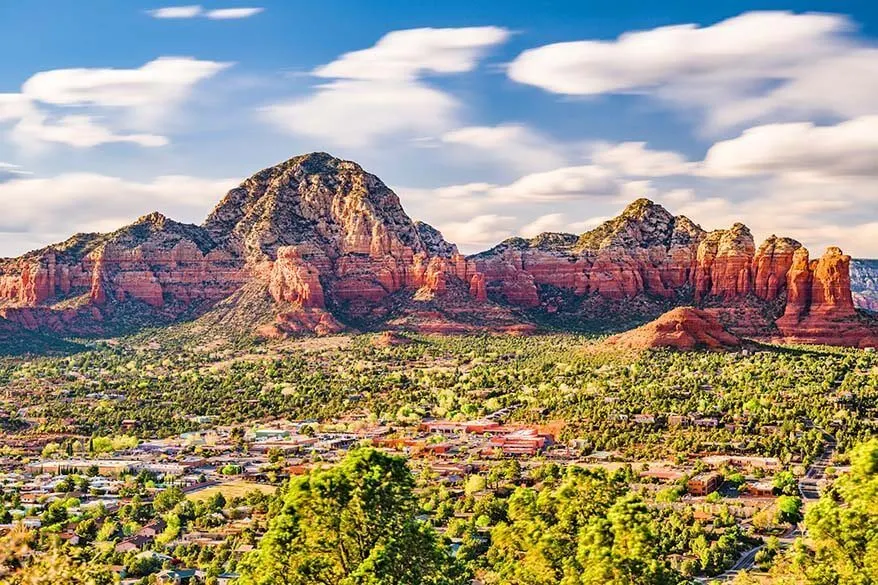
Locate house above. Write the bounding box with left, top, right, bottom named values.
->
left=687, top=472, right=722, bottom=496
left=743, top=481, right=775, bottom=497
left=156, top=568, right=199, bottom=584
left=115, top=535, right=150, bottom=553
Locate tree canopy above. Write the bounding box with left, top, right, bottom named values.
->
left=237, top=448, right=469, bottom=585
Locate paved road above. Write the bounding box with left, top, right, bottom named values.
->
left=799, top=436, right=836, bottom=501
left=702, top=434, right=837, bottom=582
left=696, top=545, right=764, bottom=583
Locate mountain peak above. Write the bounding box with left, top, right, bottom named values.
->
left=576, top=198, right=680, bottom=251
left=132, top=211, right=170, bottom=228
left=203, top=152, right=424, bottom=261
left=620, top=198, right=670, bottom=220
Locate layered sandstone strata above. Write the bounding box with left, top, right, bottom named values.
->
left=0, top=153, right=873, bottom=347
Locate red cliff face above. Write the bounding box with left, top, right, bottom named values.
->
left=753, top=236, right=802, bottom=301
left=694, top=224, right=755, bottom=302
left=776, top=247, right=875, bottom=347
left=0, top=154, right=872, bottom=348
left=0, top=153, right=493, bottom=338
left=0, top=214, right=249, bottom=334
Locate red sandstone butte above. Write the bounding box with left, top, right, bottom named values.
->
left=606, top=307, right=741, bottom=350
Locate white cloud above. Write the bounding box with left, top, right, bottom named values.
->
left=702, top=115, right=878, bottom=179
left=12, top=113, right=167, bottom=148
left=441, top=124, right=569, bottom=172
left=0, top=94, right=32, bottom=122
left=22, top=57, right=230, bottom=113
left=0, top=57, right=231, bottom=149
left=148, top=5, right=203, bottom=18
left=148, top=6, right=263, bottom=19
left=508, top=11, right=878, bottom=131
left=263, top=79, right=458, bottom=148
left=205, top=7, right=263, bottom=19
left=520, top=213, right=570, bottom=237
left=0, top=173, right=238, bottom=256
left=263, top=27, right=509, bottom=147
left=314, top=27, right=509, bottom=81
left=592, top=142, right=695, bottom=176
left=496, top=165, right=621, bottom=202
left=438, top=214, right=517, bottom=249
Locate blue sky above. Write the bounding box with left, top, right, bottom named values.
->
left=1, top=1, right=877, bottom=257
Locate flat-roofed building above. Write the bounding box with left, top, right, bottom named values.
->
left=688, top=472, right=722, bottom=496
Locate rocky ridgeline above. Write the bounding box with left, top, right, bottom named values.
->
left=0, top=152, right=874, bottom=347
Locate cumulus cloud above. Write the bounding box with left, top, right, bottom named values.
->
left=148, top=5, right=263, bottom=19
left=496, top=165, right=623, bottom=202
left=263, top=27, right=509, bottom=147
left=508, top=11, right=878, bottom=131
left=0, top=173, right=238, bottom=256
left=592, top=142, right=695, bottom=177
left=437, top=214, right=517, bottom=249
left=22, top=57, right=230, bottom=116
left=702, top=115, right=878, bottom=179
left=0, top=57, right=231, bottom=149
left=519, top=213, right=571, bottom=237
left=264, top=80, right=458, bottom=148
left=148, top=5, right=203, bottom=18
left=441, top=124, right=569, bottom=172
left=12, top=113, right=168, bottom=148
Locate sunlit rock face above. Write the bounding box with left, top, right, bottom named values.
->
left=0, top=154, right=873, bottom=346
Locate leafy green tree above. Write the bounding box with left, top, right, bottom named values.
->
left=776, top=496, right=803, bottom=524
left=775, top=439, right=878, bottom=583
left=237, top=448, right=468, bottom=585
left=153, top=486, right=185, bottom=514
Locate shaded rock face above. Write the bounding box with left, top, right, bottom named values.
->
left=472, top=201, right=779, bottom=307
left=0, top=153, right=873, bottom=347
left=606, top=307, right=741, bottom=350
left=470, top=199, right=874, bottom=347
left=201, top=153, right=485, bottom=332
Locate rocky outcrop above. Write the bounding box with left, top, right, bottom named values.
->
left=471, top=199, right=875, bottom=347
left=605, top=307, right=741, bottom=351
left=0, top=153, right=873, bottom=347
left=0, top=214, right=249, bottom=334
left=753, top=236, right=802, bottom=301
left=694, top=224, right=755, bottom=302
left=0, top=154, right=492, bottom=338
left=776, top=248, right=876, bottom=347
left=471, top=200, right=708, bottom=307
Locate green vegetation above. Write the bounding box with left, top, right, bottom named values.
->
left=766, top=438, right=878, bottom=583
left=1, top=333, right=876, bottom=584
left=238, top=448, right=468, bottom=585
left=3, top=335, right=876, bottom=462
